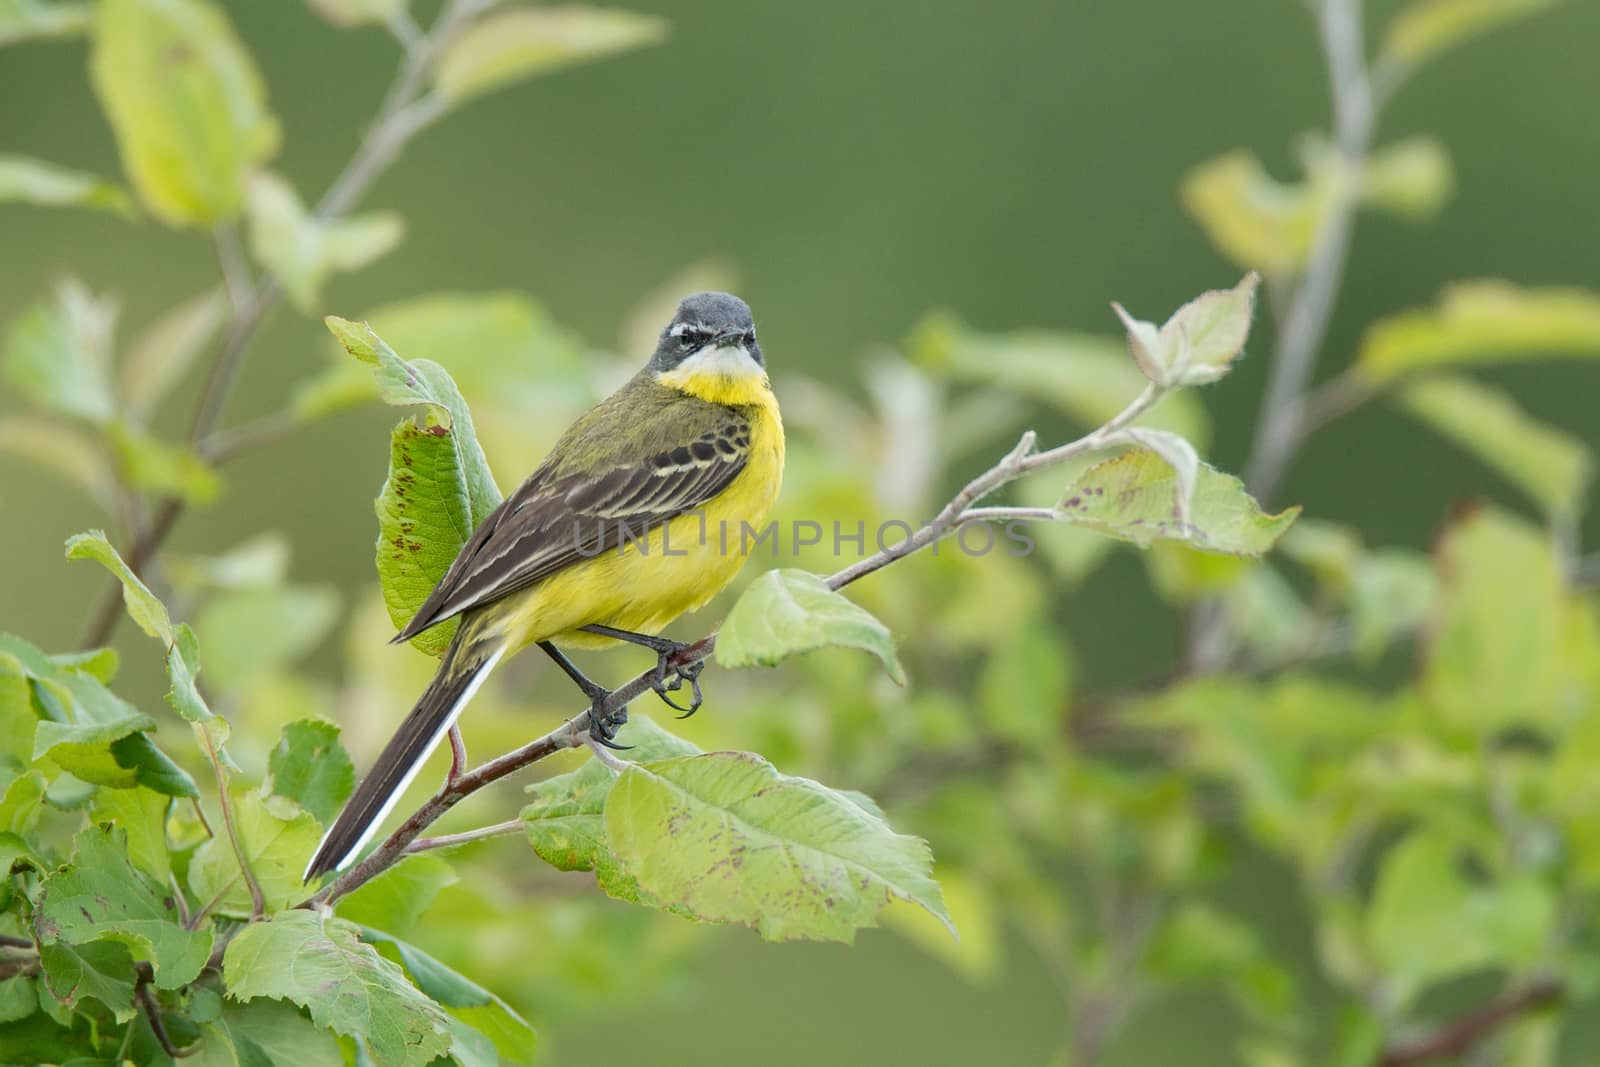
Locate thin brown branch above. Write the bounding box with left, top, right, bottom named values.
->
left=136, top=973, right=199, bottom=1059
left=1375, top=979, right=1563, bottom=1066
left=202, top=730, right=265, bottom=921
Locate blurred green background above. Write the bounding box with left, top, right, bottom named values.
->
left=3, top=0, right=1599, bottom=1063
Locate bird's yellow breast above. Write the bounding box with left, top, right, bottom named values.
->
left=502, top=362, right=784, bottom=652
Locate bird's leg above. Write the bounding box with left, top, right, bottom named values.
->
left=580, top=625, right=704, bottom=719
left=446, top=725, right=468, bottom=785
left=538, top=641, right=631, bottom=750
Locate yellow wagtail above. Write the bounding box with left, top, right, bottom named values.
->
left=306, top=292, right=784, bottom=880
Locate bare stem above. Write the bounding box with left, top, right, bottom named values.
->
left=203, top=730, right=265, bottom=920
left=304, top=384, right=1173, bottom=906
left=1374, top=979, right=1563, bottom=1066
left=406, top=819, right=523, bottom=854
left=1242, top=0, right=1376, bottom=502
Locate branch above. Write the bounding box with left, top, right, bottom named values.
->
left=1241, top=0, right=1376, bottom=503
left=405, top=818, right=523, bottom=854
left=1374, top=979, right=1563, bottom=1066
left=78, top=0, right=479, bottom=650
left=305, top=384, right=1173, bottom=906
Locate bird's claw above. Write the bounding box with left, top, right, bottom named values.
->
left=585, top=702, right=631, bottom=750
left=652, top=653, right=704, bottom=719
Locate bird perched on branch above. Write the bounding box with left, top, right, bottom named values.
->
left=305, top=292, right=785, bottom=881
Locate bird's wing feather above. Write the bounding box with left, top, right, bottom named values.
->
left=393, top=391, right=753, bottom=643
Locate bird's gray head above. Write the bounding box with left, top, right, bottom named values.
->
left=649, top=291, right=761, bottom=371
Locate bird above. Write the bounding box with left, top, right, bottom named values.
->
left=304, top=292, right=785, bottom=881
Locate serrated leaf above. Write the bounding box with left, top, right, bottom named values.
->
left=0, top=155, right=135, bottom=217
left=223, top=910, right=453, bottom=1067
left=908, top=312, right=1210, bottom=446
left=246, top=173, right=403, bottom=312
left=35, top=824, right=212, bottom=990
left=266, top=719, right=354, bottom=829
left=1380, top=0, right=1558, bottom=72
left=107, top=420, right=221, bottom=504
left=1399, top=374, right=1591, bottom=518
left=335, top=854, right=454, bottom=938
left=303, top=0, right=402, bottom=27
left=716, top=569, right=905, bottom=684
left=3, top=279, right=117, bottom=423
left=1357, top=281, right=1600, bottom=381
left=1424, top=507, right=1563, bottom=730
left=434, top=5, right=669, bottom=104
left=605, top=751, right=950, bottom=942
left=89, top=786, right=172, bottom=883
left=326, top=319, right=502, bottom=655
left=0, top=416, right=117, bottom=511
left=1157, top=272, right=1259, bottom=384
left=0, top=0, right=90, bottom=44
left=120, top=288, right=227, bottom=423
left=188, top=791, right=320, bottom=917
left=1058, top=448, right=1297, bottom=555
left=196, top=584, right=340, bottom=690
left=37, top=940, right=138, bottom=1022
left=89, top=0, right=280, bottom=226
left=521, top=714, right=699, bottom=896
left=1124, top=429, right=1199, bottom=524
left=360, top=928, right=538, bottom=1064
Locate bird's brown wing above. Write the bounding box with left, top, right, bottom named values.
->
left=392, top=400, right=753, bottom=643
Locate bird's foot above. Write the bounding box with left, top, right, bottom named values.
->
left=652, top=648, right=704, bottom=719
left=585, top=700, right=631, bottom=750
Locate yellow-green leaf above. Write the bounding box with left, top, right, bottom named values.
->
left=246, top=173, right=403, bottom=312
left=0, top=155, right=135, bottom=217
left=303, top=0, right=402, bottom=27
left=0, top=0, right=89, bottom=45
left=434, top=4, right=669, bottom=104
left=0, top=415, right=117, bottom=511
left=106, top=421, right=221, bottom=504
left=1180, top=149, right=1333, bottom=277
left=716, top=569, right=906, bottom=684
left=1357, top=281, right=1600, bottom=381
left=1360, top=136, right=1454, bottom=220
left=90, top=0, right=280, bottom=226
left=2, top=278, right=117, bottom=423
left=1381, top=0, right=1558, bottom=73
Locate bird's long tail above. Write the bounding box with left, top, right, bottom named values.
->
left=303, top=621, right=506, bottom=882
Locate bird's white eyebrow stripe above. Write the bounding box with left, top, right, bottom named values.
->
left=669, top=322, right=701, bottom=337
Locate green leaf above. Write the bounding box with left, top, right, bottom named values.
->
left=106, top=421, right=221, bottom=504
left=335, top=854, right=454, bottom=939
left=605, top=751, right=951, bottom=942
left=434, top=4, right=669, bottom=104
left=217, top=999, right=343, bottom=1067
left=245, top=173, right=403, bottom=313
left=908, top=313, right=1209, bottom=446
left=266, top=719, right=354, bottom=829
left=1423, top=507, right=1563, bottom=730
left=716, top=569, right=905, bottom=684
left=188, top=791, right=320, bottom=917
left=521, top=713, right=699, bottom=894
left=977, top=627, right=1071, bottom=746
left=88, top=786, right=172, bottom=883
left=111, top=733, right=199, bottom=798
left=35, top=824, right=212, bottom=990
left=1180, top=149, right=1333, bottom=277
left=1349, top=549, right=1436, bottom=661
left=1380, top=0, right=1558, bottom=73
left=1398, top=374, right=1591, bottom=518
left=1112, top=272, right=1260, bottom=386
left=167, top=533, right=290, bottom=593
left=326, top=318, right=502, bottom=655
left=37, top=940, right=138, bottom=1023
left=64, top=530, right=173, bottom=643
left=0, top=416, right=117, bottom=511
left=360, top=928, right=538, bottom=1064
left=0, top=0, right=90, bottom=44
left=0, top=155, right=136, bottom=218
left=3, top=279, right=117, bottom=423
left=223, top=910, right=454, bottom=1067
left=1360, top=136, right=1454, bottom=220
left=1357, top=281, right=1600, bottom=382
left=195, top=584, right=340, bottom=690
left=120, top=288, right=227, bottom=424
left=1366, top=830, right=1555, bottom=1007
left=302, top=0, right=402, bottom=27
left=1057, top=448, right=1298, bottom=555
left=0, top=771, right=47, bottom=835
left=89, top=0, right=280, bottom=226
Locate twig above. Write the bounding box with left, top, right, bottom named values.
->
left=1242, top=0, right=1376, bottom=503
left=446, top=724, right=468, bottom=786
left=136, top=975, right=199, bottom=1059
left=405, top=819, right=524, bottom=854
left=202, top=731, right=265, bottom=920
left=1374, top=979, right=1563, bottom=1066
left=304, top=383, right=1174, bottom=906
left=0, top=934, right=33, bottom=949
left=77, top=0, right=480, bottom=650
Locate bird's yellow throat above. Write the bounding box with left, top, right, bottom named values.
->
left=655, top=343, right=776, bottom=408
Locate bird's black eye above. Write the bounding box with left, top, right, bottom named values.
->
left=678, top=328, right=705, bottom=349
